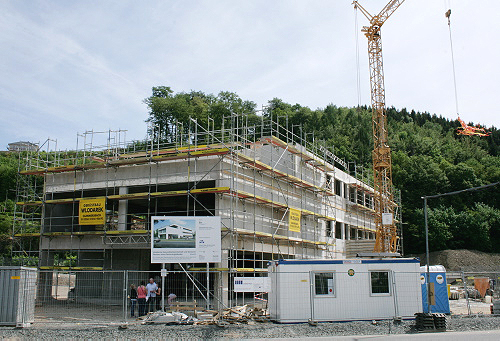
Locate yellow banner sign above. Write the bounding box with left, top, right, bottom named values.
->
left=289, top=208, right=301, bottom=232
left=79, top=198, right=106, bottom=225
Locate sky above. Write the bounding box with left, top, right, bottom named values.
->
left=1, top=0, right=499, bottom=151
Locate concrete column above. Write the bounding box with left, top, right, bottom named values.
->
left=216, top=249, right=230, bottom=309
left=118, top=187, right=128, bottom=231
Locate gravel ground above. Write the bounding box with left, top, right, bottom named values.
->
left=415, top=249, right=500, bottom=272
left=0, top=315, right=499, bottom=340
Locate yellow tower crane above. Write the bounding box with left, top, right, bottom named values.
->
left=352, top=0, right=405, bottom=253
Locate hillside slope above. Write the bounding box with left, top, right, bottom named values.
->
left=415, top=249, right=500, bottom=272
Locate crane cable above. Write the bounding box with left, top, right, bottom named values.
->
left=445, top=7, right=460, bottom=117
left=354, top=5, right=362, bottom=109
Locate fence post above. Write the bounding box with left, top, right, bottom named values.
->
left=206, top=263, right=210, bottom=310
left=461, top=271, right=471, bottom=315
left=123, top=270, right=127, bottom=321
left=391, top=270, right=399, bottom=319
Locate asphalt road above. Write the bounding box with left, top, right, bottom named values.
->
left=255, top=329, right=500, bottom=341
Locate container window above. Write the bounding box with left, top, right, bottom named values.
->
left=370, top=271, right=390, bottom=295
left=314, top=272, right=335, bottom=296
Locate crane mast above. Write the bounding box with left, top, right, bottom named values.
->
left=352, top=0, right=405, bottom=253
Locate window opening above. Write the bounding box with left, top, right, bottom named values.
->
left=314, top=272, right=335, bottom=296
left=335, top=221, right=342, bottom=239
left=370, top=271, right=390, bottom=295
left=334, top=179, right=342, bottom=196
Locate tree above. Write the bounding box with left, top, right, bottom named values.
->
left=144, top=87, right=257, bottom=143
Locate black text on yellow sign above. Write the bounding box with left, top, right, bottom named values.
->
left=79, top=198, right=106, bottom=225
left=289, top=208, right=301, bottom=232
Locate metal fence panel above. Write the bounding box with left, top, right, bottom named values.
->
left=0, top=267, right=37, bottom=327
left=36, top=270, right=126, bottom=323
left=447, top=271, right=500, bottom=315
left=4, top=269, right=497, bottom=325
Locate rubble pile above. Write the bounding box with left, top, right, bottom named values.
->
left=138, top=304, right=269, bottom=325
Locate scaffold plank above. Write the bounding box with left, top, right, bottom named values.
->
left=229, top=190, right=335, bottom=221
left=233, top=227, right=333, bottom=249
left=16, top=200, right=43, bottom=206
left=262, top=136, right=336, bottom=172
left=188, top=267, right=267, bottom=273
left=39, top=266, right=103, bottom=270
left=41, top=230, right=150, bottom=237
left=17, top=187, right=231, bottom=206
left=350, top=182, right=375, bottom=194
left=14, top=232, right=41, bottom=237
left=19, top=146, right=230, bottom=175
left=234, top=152, right=334, bottom=196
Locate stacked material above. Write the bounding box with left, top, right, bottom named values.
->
left=415, top=313, right=447, bottom=331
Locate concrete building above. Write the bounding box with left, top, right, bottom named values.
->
left=13, top=117, right=401, bottom=305
left=8, top=141, right=38, bottom=152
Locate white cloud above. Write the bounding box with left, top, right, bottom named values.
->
left=1, top=0, right=498, bottom=151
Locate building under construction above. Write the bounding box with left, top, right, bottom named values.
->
left=12, top=115, right=401, bottom=304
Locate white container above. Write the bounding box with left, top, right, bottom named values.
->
left=268, top=258, right=422, bottom=323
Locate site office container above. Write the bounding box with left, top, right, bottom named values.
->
left=268, top=258, right=422, bottom=323
left=0, top=266, right=37, bottom=327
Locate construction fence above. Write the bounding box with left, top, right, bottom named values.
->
left=3, top=269, right=499, bottom=325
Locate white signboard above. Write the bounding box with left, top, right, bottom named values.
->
left=151, top=216, right=221, bottom=263
left=382, top=213, right=393, bottom=226
left=233, top=277, right=271, bottom=292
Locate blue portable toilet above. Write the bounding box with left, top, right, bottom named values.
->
left=420, top=265, right=450, bottom=314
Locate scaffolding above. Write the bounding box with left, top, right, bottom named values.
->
left=12, top=114, right=400, bottom=296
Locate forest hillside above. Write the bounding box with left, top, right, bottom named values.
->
left=144, top=87, right=500, bottom=255
left=1, top=86, right=498, bottom=259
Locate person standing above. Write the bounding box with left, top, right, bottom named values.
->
left=146, top=278, right=158, bottom=312
left=156, top=283, right=162, bottom=311
left=137, top=281, right=147, bottom=316
left=129, top=284, right=138, bottom=318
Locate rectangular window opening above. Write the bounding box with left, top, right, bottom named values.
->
left=314, top=272, right=335, bottom=296
left=334, top=179, right=342, bottom=196
left=335, top=221, right=342, bottom=239
left=370, top=271, right=390, bottom=295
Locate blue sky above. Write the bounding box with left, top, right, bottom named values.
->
left=1, top=0, right=499, bottom=151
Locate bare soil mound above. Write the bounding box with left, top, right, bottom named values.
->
left=413, top=249, right=500, bottom=272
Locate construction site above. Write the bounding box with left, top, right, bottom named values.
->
left=6, top=0, right=415, bottom=315
left=4, top=0, right=499, bottom=331
left=12, top=113, right=402, bottom=306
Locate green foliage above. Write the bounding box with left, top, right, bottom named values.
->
left=144, top=86, right=257, bottom=142
left=143, top=87, right=500, bottom=255
left=1, top=87, right=498, bottom=258
left=11, top=255, right=39, bottom=266
left=0, top=154, right=18, bottom=201
left=409, top=203, right=500, bottom=254
left=54, top=252, right=77, bottom=267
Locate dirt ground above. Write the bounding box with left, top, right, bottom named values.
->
left=449, top=298, right=493, bottom=315
left=31, top=297, right=495, bottom=326
left=413, top=249, right=500, bottom=272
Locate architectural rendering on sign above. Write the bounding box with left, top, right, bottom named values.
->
left=151, top=216, right=221, bottom=263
